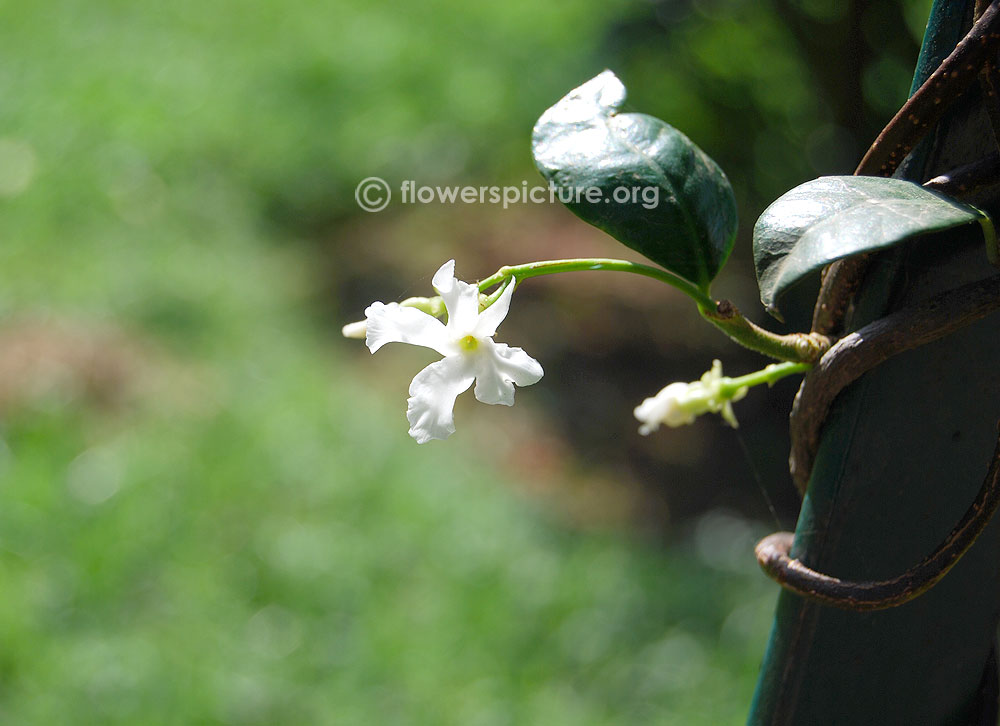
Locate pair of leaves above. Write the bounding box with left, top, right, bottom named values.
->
left=533, top=73, right=996, bottom=317
left=531, top=71, right=737, bottom=291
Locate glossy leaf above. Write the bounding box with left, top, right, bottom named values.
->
left=532, top=71, right=738, bottom=290
left=754, top=176, right=995, bottom=319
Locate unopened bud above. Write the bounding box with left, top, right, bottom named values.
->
left=341, top=320, right=368, bottom=339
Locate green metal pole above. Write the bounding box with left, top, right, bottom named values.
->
left=748, top=2, right=1000, bottom=723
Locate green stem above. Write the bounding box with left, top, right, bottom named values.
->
left=476, top=258, right=829, bottom=363
left=477, top=258, right=715, bottom=308
left=721, top=361, right=812, bottom=397
left=699, top=300, right=830, bottom=363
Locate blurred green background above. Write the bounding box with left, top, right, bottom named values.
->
left=0, top=0, right=930, bottom=723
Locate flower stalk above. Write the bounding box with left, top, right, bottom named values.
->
left=476, top=258, right=715, bottom=308
left=478, top=258, right=829, bottom=363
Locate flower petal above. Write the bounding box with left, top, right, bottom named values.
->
left=474, top=278, right=514, bottom=338
left=472, top=340, right=543, bottom=406
left=365, top=301, right=451, bottom=355
left=406, top=355, right=475, bottom=443
left=634, top=382, right=696, bottom=435
left=431, top=259, right=457, bottom=294
left=451, top=280, right=483, bottom=333
left=432, top=260, right=480, bottom=334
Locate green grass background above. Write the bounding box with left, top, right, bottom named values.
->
left=0, top=0, right=832, bottom=722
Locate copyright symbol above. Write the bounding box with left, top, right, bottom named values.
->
left=355, top=176, right=391, bottom=213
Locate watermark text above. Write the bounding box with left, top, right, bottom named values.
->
left=355, top=177, right=660, bottom=213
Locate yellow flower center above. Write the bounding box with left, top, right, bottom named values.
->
left=459, top=335, right=479, bottom=352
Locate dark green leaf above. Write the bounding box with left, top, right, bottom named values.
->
left=532, top=71, right=738, bottom=290
left=754, top=176, right=995, bottom=319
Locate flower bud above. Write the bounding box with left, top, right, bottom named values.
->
left=341, top=320, right=368, bottom=339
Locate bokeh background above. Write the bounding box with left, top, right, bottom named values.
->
left=0, top=1, right=931, bottom=723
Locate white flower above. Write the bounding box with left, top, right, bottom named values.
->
left=365, top=260, right=543, bottom=443
left=634, top=359, right=746, bottom=435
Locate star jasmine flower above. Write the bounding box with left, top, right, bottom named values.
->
left=364, top=260, right=543, bottom=443
left=634, top=359, right=747, bottom=434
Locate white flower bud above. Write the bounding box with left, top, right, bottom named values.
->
left=634, top=359, right=747, bottom=434
left=634, top=382, right=698, bottom=435
left=341, top=320, right=368, bottom=339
